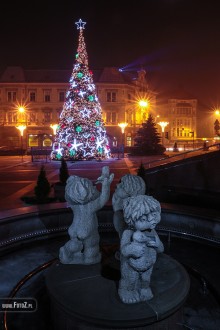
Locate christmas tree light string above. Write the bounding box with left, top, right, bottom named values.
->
left=51, top=19, right=110, bottom=160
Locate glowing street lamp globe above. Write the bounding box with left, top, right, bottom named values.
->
left=18, top=106, right=25, bottom=113
left=138, top=99, right=148, bottom=108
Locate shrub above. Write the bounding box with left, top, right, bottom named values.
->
left=59, top=158, right=69, bottom=184
left=34, top=165, right=51, bottom=201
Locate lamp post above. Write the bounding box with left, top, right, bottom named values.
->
left=17, top=105, right=28, bottom=150
left=16, top=125, right=26, bottom=162
left=158, top=121, right=169, bottom=146
left=214, top=109, right=220, bottom=140
left=190, top=131, right=194, bottom=149
left=118, top=122, right=128, bottom=158
left=16, top=105, right=28, bottom=161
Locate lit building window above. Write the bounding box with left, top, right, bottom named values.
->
left=28, top=135, right=39, bottom=147
left=29, top=112, right=36, bottom=123
left=7, top=111, right=17, bottom=124
left=0, top=111, right=4, bottom=124
left=126, top=136, right=132, bottom=147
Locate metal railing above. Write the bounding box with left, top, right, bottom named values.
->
left=141, top=143, right=220, bottom=169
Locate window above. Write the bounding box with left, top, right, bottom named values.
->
left=7, top=111, right=17, bottom=124
left=28, top=135, right=39, bottom=147
left=112, top=112, right=117, bottom=123
left=0, top=111, right=4, bottom=124
left=7, top=91, right=16, bottom=102
left=112, top=137, right=117, bottom=147
left=59, top=91, right=65, bottom=102
left=44, top=111, right=51, bottom=123
left=126, top=136, right=132, bottom=147
left=177, top=107, right=192, bottom=115
left=29, top=112, right=37, bottom=123
left=106, top=112, right=117, bottom=124
left=29, top=92, right=36, bottom=102
left=44, top=90, right=51, bottom=102
left=57, top=109, right=62, bottom=120
left=45, top=94, right=50, bottom=102
left=106, top=91, right=116, bottom=102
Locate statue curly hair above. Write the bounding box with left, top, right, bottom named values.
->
left=123, top=195, right=161, bottom=227
left=65, top=176, right=99, bottom=205
left=120, top=174, right=146, bottom=196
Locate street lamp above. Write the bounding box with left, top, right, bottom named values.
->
left=17, top=106, right=27, bottom=126
left=16, top=125, right=26, bottom=162
left=138, top=99, right=148, bottom=123
left=16, top=105, right=28, bottom=161
left=16, top=104, right=28, bottom=150
left=118, top=122, right=128, bottom=158
left=50, top=124, right=58, bottom=136
left=158, top=121, right=169, bottom=146
left=18, top=106, right=25, bottom=114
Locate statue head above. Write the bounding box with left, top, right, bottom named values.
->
left=65, top=175, right=99, bottom=205
left=122, top=195, right=161, bottom=230
left=113, top=174, right=146, bottom=200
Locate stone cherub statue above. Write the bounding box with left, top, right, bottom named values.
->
left=112, top=174, right=146, bottom=239
left=118, top=194, right=164, bottom=304
left=59, top=166, right=114, bottom=265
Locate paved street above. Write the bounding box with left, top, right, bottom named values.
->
left=0, top=148, right=212, bottom=213
left=0, top=155, right=139, bottom=212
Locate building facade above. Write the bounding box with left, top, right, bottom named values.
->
left=166, top=98, right=197, bottom=149
left=0, top=66, right=199, bottom=152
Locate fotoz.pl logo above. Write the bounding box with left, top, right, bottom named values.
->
left=0, top=298, right=37, bottom=313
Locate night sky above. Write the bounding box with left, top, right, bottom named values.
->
left=1, top=0, right=220, bottom=107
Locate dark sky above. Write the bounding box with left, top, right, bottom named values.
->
left=1, top=0, right=220, bottom=107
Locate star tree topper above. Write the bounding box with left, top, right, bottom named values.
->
left=75, top=19, right=86, bottom=30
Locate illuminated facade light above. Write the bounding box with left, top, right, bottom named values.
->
left=118, top=122, right=128, bottom=134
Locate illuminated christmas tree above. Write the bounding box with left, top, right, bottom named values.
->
left=51, top=19, right=110, bottom=161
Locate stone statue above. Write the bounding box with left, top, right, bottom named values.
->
left=59, top=166, right=114, bottom=265
left=112, top=174, right=146, bottom=239
left=118, top=195, right=164, bottom=304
